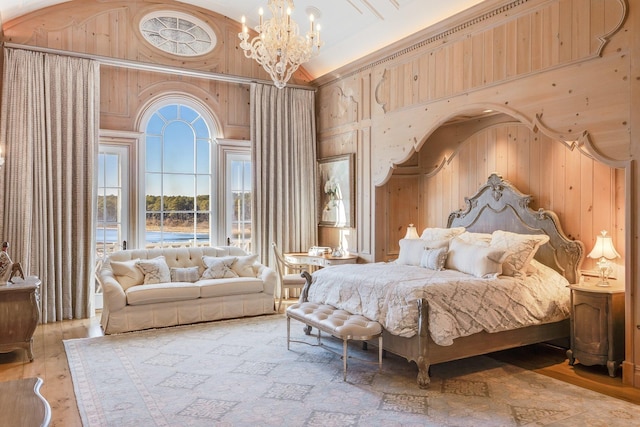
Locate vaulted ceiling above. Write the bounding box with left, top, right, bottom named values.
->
left=0, top=0, right=485, bottom=79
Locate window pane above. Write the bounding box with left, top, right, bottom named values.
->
left=104, top=154, right=120, bottom=187
left=146, top=174, right=162, bottom=206
left=163, top=121, right=195, bottom=173
left=102, top=190, right=120, bottom=222
left=146, top=136, right=162, bottom=172
left=196, top=139, right=210, bottom=173
left=163, top=174, right=194, bottom=198
left=196, top=213, right=210, bottom=245
left=193, top=117, right=209, bottom=138
left=244, top=161, right=252, bottom=188
left=179, top=105, right=199, bottom=123
left=146, top=115, right=165, bottom=136
left=230, top=161, right=242, bottom=191
left=159, top=105, right=178, bottom=120
left=197, top=176, right=210, bottom=210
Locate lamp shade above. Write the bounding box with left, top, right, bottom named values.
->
left=404, top=224, right=420, bottom=239
left=587, top=230, right=620, bottom=260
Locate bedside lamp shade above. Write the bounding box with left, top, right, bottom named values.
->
left=404, top=224, right=420, bottom=240
left=587, top=230, right=620, bottom=286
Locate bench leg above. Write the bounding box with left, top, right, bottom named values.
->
left=343, top=339, right=348, bottom=381
left=287, top=316, right=290, bottom=350
left=378, top=336, right=383, bottom=371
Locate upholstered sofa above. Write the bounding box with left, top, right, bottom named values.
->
left=99, top=246, right=276, bottom=334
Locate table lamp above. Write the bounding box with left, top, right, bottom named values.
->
left=404, top=224, right=420, bottom=239
left=587, top=230, right=620, bottom=287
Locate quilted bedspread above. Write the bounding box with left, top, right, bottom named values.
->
left=306, top=261, right=570, bottom=345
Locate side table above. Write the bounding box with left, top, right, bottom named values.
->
left=0, top=277, right=42, bottom=361
left=566, top=277, right=625, bottom=377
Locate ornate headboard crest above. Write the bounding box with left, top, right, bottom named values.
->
left=447, top=173, right=584, bottom=284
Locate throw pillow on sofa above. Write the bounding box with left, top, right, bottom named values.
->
left=136, top=256, right=171, bottom=284
left=110, top=259, right=144, bottom=290
left=232, top=254, right=259, bottom=277
left=170, top=266, right=200, bottom=283
left=201, top=256, right=239, bottom=279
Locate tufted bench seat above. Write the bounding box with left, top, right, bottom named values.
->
left=286, top=301, right=383, bottom=380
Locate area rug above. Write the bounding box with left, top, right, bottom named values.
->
left=64, top=315, right=640, bottom=426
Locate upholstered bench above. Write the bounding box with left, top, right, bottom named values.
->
left=286, top=302, right=383, bottom=380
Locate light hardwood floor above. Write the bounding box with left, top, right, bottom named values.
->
left=0, top=311, right=638, bottom=427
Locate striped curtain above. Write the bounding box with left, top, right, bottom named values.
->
left=0, top=48, right=99, bottom=322
left=251, top=84, right=318, bottom=270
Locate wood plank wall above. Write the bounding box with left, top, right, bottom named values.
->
left=380, top=123, right=624, bottom=276
left=316, top=0, right=637, bottom=387
left=1, top=0, right=312, bottom=138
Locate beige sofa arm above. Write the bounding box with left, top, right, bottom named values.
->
left=99, top=266, right=127, bottom=312
left=256, top=265, right=277, bottom=296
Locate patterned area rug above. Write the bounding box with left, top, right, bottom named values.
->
left=64, top=314, right=640, bottom=426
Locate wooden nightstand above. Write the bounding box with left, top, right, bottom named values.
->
left=566, top=277, right=625, bottom=377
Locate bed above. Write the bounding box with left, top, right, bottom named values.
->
left=300, top=173, right=585, bottom=388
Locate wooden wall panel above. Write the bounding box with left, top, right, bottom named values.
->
left=316, top=0, right=636, bottom=388
left=369, top=0, right=622, bottom=116
left=2, top=0, right=313, bottom=139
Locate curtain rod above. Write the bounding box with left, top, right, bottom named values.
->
left=2, top=42, right=316, bottom=91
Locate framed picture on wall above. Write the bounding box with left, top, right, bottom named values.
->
left=318, top=154, right=355, bottom=228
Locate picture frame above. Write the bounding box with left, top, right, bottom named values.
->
left=318, top=154, right=355, bottom=228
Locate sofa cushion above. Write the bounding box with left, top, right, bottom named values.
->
left=199, top=277, right=264, bottom=298
left=110, top=259, right=144, bottom=290
left=232, top=254, right=259, bottom=277
left=126, top=282, right=201, bottom=306
left=201, top=256, right=239, bottom=279
left=170, top=266, right=200, bottom=283
left=136, top=256, right=172, bottom=284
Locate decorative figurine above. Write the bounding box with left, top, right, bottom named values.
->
left=0, top=241, right=13, bottom=284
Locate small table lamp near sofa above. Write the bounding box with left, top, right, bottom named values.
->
left=587, top=230, right=620, bottom=287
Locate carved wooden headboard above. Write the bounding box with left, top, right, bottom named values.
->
left=447, top=173, right=585, bottom=284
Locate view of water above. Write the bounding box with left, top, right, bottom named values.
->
left=97, top=228, right=209, bottom=243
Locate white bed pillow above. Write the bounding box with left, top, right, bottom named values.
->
left=445, top=238, right=508, bottom=278
left=456, top=231, right=492, bottom=246
left=419, top=227, right=465, bottom=241
left=397, top=238, right=449, bottom=266
left=490, top=230, right=550, bottom=277
left=420, top=247, right=448, bottom=271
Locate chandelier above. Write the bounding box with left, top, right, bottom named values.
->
left=238, top=0, right=322, bottom=89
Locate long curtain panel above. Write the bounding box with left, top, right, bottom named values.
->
left=0, top=48, right=98, bottom=322
left=251, top=83, right=317, bottom=267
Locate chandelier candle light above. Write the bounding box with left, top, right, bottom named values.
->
left=587, top=230, right=620, bottom=287
left=239, top=0, right=322, bottom=89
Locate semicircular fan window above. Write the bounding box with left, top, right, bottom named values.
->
left=139, top=11, right=216, bottom=56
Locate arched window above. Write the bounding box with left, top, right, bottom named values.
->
left=142, top=101, right=214, bottom=247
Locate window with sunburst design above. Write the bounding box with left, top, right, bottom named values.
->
left=139, top=11, right=216, bottom=56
